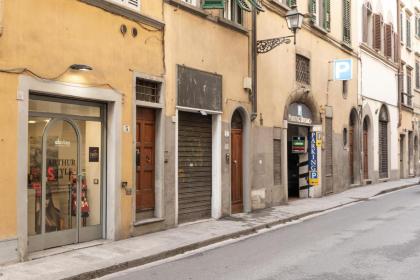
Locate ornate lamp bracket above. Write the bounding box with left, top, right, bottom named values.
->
left=256, top=35, right=295, bottom=54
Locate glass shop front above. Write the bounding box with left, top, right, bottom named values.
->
left=27, top=94, right=106, bottom=252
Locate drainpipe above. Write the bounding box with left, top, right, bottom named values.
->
left=397, top=0, right=402, bottom=128
left=251, top=8, right=257, bottom=121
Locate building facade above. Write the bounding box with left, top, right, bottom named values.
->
left=357, top=0, right=400, bottom=183
left=0, top=0, right=416, bottom=265
left=0, top=0, right=164, bottom=263
left=398, top=0, right=420, bottom=178
left=256, top=0, right=359, bottom=204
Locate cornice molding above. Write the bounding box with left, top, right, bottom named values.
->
left=79, top=0, right=165, bottom=30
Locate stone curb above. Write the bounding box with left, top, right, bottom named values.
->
left=374, top=182, right=418, bottom=197
left=61, top=182, right=417, bottom=280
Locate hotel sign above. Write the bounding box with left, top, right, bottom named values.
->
left=288, top=103, right=313, bottom=125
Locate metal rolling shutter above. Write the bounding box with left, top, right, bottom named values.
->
left=325, top=117, right=334, bottom=194
left=379, top=121, right=388, bottom=178
left=178, top=112, right=212, bottom=223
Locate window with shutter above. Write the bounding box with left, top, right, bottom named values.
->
left=394, top=32, right=400, bottom=63
left=283, top=0, right=296, bottom=7
left=401, top=66, right=405, bottom=104
left=343, top=0, right=351, bottom=44
left=108, top=0, right=140, bottom=10
left=182, top=0, right=197, bottom=6
left=224, top=0, right=244, bottom=25
left=400, top=12, right=404, bottom=42
left=417, top=16, right=420, bottom=37
left=310, top=0, right=330, bottom=32
left=407, top=16, right=412, bottom=48
left=416, top=61, right=420, bottom=89
left=309, top=0, right=317, bottom=24
left=323, top=0, right=330, bottom=31
left=373, top=14, right=382, bottom=51
left=384, top=24, right=392, bottom=58
left=407, top=68, right=412, bottom=106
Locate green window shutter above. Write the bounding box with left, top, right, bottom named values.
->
left=323, top=0, right=331, bottom=31
left=248, top=0, right=265, bottom=12
left=235, top=0, right=251, bottom=12
left=287, top=0, right=296, bottom=7
left=202, top=0, right=225, bottom=9
left=309, top=0, right=316, bottom=24
left=343, top=0, right=351, bottom=43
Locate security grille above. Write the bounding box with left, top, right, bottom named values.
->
left=273, top=139, right=281, bottom=185
left=136, top=78, right=160, bottom=103
left=296, top=55, right=310, bottom=85
left=325, top=117, right=334, bottom=194
left=379, top=121, right=388, bottom=178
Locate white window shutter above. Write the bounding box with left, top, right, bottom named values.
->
left=127, top=0, right=140, bottom=9
left=107, top=0, right=140, bottom=10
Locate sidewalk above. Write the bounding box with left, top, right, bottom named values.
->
left=1, top=178, right=418, bottom=280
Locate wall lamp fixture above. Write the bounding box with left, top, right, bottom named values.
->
left=256, top=5, right=304, bottom=54
left=70, top=64, right=93, bottom=71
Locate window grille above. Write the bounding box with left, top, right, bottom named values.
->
left=136, top=78, right=160, bottom=103
left=296, top=55, right=310, bottom=85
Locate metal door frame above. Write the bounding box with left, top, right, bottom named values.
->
left=28, top=96, right=106, bottom=252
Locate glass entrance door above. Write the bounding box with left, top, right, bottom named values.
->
left=28, top=95, right=105, bottom=252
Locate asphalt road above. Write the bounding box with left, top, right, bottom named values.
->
left=103, top=186, right=420, bottom=280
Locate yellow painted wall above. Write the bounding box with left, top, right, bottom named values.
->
left=0, top=74, right=18, bottom=239
left=257, top=4, right=359, bottom=130
left=400, top=109, right=414, bottom=131
left=0, top=0, right=164, bottom=239
left=163, top=5, right=252, bottom=119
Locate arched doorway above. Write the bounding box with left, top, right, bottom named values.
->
left=363, top=117, right=370, bottom=180
left=379, top=106, right=389, bottom=179
left=349, top=110, right=358, bottom=184
left=287, top=103, right=313, bottom=199
left=231, top=110, right=243, bottom=213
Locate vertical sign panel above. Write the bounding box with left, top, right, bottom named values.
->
left=309, top=132, right=319, bottom=186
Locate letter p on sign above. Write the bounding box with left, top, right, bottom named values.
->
left=333, top=59, right=352, bottom=81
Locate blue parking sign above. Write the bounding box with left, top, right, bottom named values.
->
left=333, top=59, right=352, bottom=81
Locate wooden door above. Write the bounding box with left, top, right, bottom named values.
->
left=231, top=129, right=243, bottom=214
left=363, top=127, right=368, bottom=179
left=136, top=108, right=155, bottom=212
left=349, top=126, right=354, bottom=183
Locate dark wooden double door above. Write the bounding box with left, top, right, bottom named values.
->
left=136, top=108, right=155, bottom=212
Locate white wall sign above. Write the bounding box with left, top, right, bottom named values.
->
left=333, top=59, right=352, bottom=81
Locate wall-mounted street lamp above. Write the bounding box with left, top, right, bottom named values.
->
left=69, top=64, right=93, bottom=71
left=256, top=5, right=304, bottom=53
